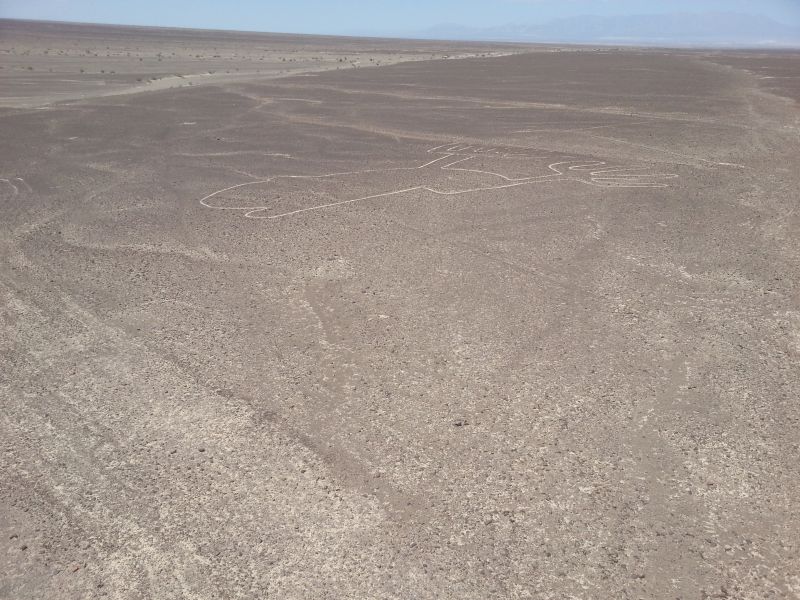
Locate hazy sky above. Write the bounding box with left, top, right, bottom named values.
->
left=2, top=0, right=799, bottom=35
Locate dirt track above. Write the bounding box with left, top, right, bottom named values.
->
left=1, top=21, right=799, bottom=600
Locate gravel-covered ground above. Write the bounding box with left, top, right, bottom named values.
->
left=1, top=20, right=799, bottom=600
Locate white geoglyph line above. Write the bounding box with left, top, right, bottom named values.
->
left=581, top=132, right=746, bottom=168
left=198, top=154, right=454, bottom=216
left=0, top=179, right=19, bottom=195
left=14, top=178, right=32, bottom=192
left=198, top=144, right=678, bottom=220
left=261, top=187, right=422, bottom=218
left=180, top=151, right=294, bottom=159
left=510, top=118, right=747, bottom=169
left=512, top=120, right=652, bottom=134
left=433, top=143, right=553, bottom=159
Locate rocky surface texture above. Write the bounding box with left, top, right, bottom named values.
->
left=1, top=20, right=799, bottom=600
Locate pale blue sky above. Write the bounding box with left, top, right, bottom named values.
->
left=2, top=0, right=799, bottom=35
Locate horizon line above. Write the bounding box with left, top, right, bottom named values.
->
left=1, top=16, right=798, bottom=51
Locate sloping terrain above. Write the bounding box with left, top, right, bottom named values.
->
left=1, top=22, right=799, bottom=599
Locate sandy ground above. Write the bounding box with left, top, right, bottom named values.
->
left=1, top=20, right=800, bottom=600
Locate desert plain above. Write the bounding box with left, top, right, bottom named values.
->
left=1, top=19, right=800, bottom=600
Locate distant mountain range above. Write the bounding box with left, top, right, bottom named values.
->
left=419, top=12, right=800, bottom=47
